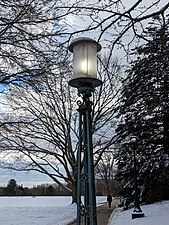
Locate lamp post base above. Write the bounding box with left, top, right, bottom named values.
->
left=132, top=212, right=145, bottom=219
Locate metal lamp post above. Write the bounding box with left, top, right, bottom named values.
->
left=68, top=37, right=102, bottom=225
left=130, top=137, right=145, bottom=219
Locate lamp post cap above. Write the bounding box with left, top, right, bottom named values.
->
left=68, top=37, right=101, bottom=53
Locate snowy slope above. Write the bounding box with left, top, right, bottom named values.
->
left=0, top=196, right=168, bottom=225
left=0, top=196, right=106, bottom=225
left=108, top=200, right=169, bottom=225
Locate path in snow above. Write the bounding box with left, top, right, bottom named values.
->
left=68, top=198, right=119, bottom=225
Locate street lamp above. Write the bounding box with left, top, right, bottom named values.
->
left=68, top=37, right=102, bottom=225
left=130, top=137, right=145, bottom=219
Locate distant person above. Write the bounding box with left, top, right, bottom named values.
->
left=107, top=194, right=112, bottom=208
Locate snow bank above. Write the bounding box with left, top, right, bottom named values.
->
left=109, top=201, right=169, bottom=225
left=0, top=196, right=107, bottom=225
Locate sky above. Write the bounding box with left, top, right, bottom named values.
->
left=0, top=168, right=54, bottom=188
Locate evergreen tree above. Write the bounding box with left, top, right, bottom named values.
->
left=47, top=185, right=55, bottom=196
left=7, top=179, right=17, bottom=196
left=115, top=18, right=169, bottom=203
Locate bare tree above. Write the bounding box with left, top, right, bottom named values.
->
left=0, top=56, right=122, bottom=202
left=1, top=0, right=168, bottom=82
left=0, top=0, right=70, bottom=85
left=56, top=0, right=169, bottom=63
left=95, top=152, right=116, bottom=194
left=95, top=143, right=122, bottom=195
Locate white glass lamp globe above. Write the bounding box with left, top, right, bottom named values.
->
left=68, top=37, right=102, bottom=88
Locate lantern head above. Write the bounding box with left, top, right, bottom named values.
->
left=68, top=37, right=102, bottom=88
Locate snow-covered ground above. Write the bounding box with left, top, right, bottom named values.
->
left=0, top=196, right=168, bottom=225
left=108, top=200, right=169, bottom=225
left=0, top=196, right=106, bottom=225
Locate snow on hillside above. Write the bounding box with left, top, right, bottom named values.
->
left=108, top=200, right=169, bottom=225
left=0, top=196, right=106, bottom=225
left=0, top=196, right=168, bottom=225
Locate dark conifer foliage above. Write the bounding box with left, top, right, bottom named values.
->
left=115, top=18, right=169, bottom=203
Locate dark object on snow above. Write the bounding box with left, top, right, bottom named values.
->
left=107, top=194, right=112, bottom=208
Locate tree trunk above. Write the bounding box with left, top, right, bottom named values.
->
left=71, top=181, right=77, bottom=204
